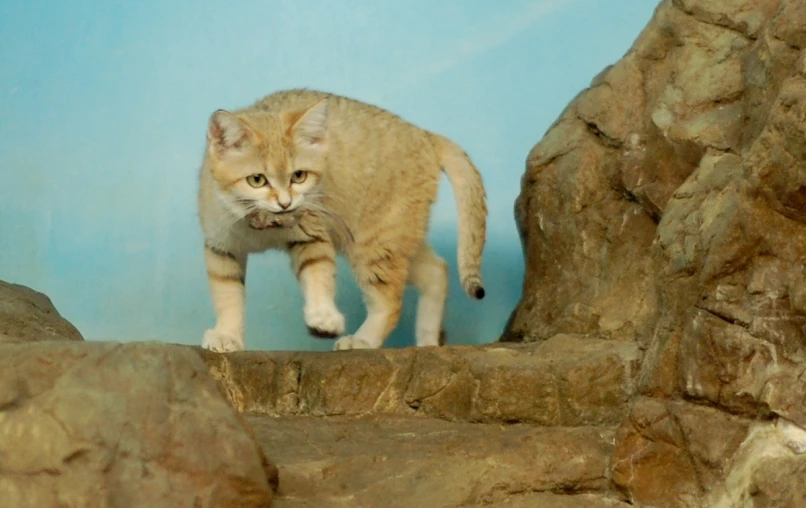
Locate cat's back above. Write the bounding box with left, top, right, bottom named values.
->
left=251, top=88, right=330, bottom=114
left=251, top=89, right=419, bottom=134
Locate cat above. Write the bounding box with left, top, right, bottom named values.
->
left=198, top=89, right=487, bottom=352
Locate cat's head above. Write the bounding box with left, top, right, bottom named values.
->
left=205, top=98, right=329, bottom=220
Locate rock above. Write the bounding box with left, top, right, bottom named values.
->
left=3, top=0, right=804, bottom=505
left=0, top=341, right=277, bottom=507
left=706, top=419, right=806, bottom=506
left=504, top=0, right=806, bottom=347
left=247, top=414, right=626, bottom=508
left=197, top=339, right=639, bottom=506
left=0, top=280, right=83, bottom=343
left=612, top=397, right=751, bottom=506
left=505, top=0, right=806, bottom=505
left=199, top=335, right=640, bottom=426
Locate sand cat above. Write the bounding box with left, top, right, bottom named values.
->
left=198, top=89, right=487, bottom=352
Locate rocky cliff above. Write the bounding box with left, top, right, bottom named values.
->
left=505, top=0, right=806, bottom=505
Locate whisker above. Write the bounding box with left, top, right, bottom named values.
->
left=206, top=200, right=257, bottom=242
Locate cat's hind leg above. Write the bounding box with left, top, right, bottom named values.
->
left=289, top=238, right=345, bottom=338
left=334, top=247, right=410, bottom=350
left=408, top=243, right=449, bottom=347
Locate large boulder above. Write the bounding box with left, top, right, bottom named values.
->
left=0, top=280, right=83, bottom=343
left=0, top=341, right=277, bottom=507
left=505, top=0, right=806, bottom=505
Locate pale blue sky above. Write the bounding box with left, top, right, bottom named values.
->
left=0, top=0, right=657, bottom=350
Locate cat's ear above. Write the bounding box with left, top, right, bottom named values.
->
left=207, top=110, right=252, bottom=157
left=286, top=99, right=329, bottom=149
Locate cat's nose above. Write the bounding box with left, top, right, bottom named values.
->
left=278, top=201, right=291, bottom=210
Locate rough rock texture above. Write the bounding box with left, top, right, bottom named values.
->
left=0, top=341, right=277, bottom=507
left=250, top=415, right=626, bottom=508
left=505, top=0, right=806, bottom=506
left=7, top=2, right=806, bottom=507
left=0, top=280, right=83, bottom=343
left=200, top=335, right=639, bottom=426
left=199, top=340, right=641, bottom=506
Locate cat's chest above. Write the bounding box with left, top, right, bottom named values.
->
left=239, top=225, right=311, bottom=253
left=204, top=214, right=338, bottom=255
left=237, top=219, right=336, bottom=254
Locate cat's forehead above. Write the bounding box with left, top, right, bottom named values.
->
left=256, top=144, right=292, bottom=175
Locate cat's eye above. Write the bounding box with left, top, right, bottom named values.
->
left=290, top=170, right=308, bottom=184
left=246, top=174, right=268, bottom=187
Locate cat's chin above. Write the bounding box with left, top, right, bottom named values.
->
left=246, top=209, right=302, bottom=230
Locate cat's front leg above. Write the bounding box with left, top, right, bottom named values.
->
left=202, top=243, right=248, bottom=352
left=288, top=238, right=345, bottom=338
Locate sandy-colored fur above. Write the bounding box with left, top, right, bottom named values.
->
left=198, top=89, right=487, bottom=351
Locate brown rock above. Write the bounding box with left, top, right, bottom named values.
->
left=491, top=493, right=632, bottom=508
left=4, top=1, right=804, bottom=506
left=0, top=280, right=83, bottom=343
left=704, top=419, right=806, bottom=506
left=745, top=454, right=806, bottom=506
left=505, top=0, right=806, bottom=355
left=675, top=0, right=779, bottom=39
left=612, top=398, right=751, bottom=507
left=506, top=1, right=806, bottom=503
left=200, top=335, right=640, bottom=426
left=248, top=414, right=624, bottom=508
left=0, top=342, right=277, bottom=507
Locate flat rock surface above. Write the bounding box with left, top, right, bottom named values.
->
left=201, top=335, right=640, bottom=426
left=248, top=414, right=626, bottom=508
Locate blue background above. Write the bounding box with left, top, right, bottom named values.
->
left=0, top=0, right=657, bottom=350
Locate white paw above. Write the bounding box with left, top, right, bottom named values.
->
left=202, top=329, right=244, bottom=353
left=305, top=305, right=345, bottom=338
left=416, top=328, right=447, bottom=347
left=333, top=335, right=376, bottom=351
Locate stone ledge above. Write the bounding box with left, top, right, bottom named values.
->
left=199, top=334, right=641, bottom=426
left=248, top=414, right=627, bottom=508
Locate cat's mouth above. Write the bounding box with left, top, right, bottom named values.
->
left=246, top=209, right=306, bottom=230
left=245, top=206, right=355, bottom=244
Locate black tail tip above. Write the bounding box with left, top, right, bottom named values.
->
left=474, top=286, right=485, bottom=299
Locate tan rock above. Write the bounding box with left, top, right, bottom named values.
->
left=0, top=280, right=83, bottom=343
left=248, top=414, right=624, bottom=508
left=773, top=0, right=806, bottom=49
left=4, top=1, right=805, bottom=506
left=0, top=342, right=277, bottom=507
left=201, top=335, right=640, bottom=427
left=705, top=419, right=806, bottom=506
left=675, top=0, right=779, bottom=39
left=507, top=0, right=806, bottom=505
left=612, top=398, right=751, bottom=507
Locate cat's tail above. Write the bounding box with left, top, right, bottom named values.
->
left=431, top=133, right=487, bottom=300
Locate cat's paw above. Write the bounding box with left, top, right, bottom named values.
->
left=305, top=305, right=345, bottom=338
left=333, top=335, right=375, bottom=351
left=202, top=329, right=244, bottom=353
